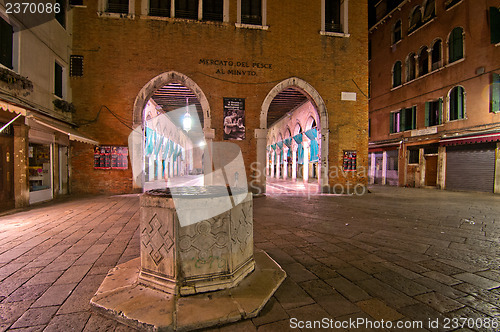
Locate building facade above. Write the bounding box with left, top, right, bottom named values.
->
left=369, top=0, right=500, bottom=192
left=0, top=2, right=97, bottom=212
left=69, top=0, right=369, bottom=195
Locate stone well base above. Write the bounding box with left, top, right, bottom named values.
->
left=90, top=251, right=286, bottom=331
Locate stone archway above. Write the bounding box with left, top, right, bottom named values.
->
left=130, top=71, right=214, bottom=190
left=255, top=77, right=329, bottom=194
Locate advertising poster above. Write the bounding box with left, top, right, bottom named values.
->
left=223, top=97, right=245, bottom=140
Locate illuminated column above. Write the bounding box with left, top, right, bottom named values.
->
left=382, top=151, right=387, bottom=185
left=276, top=150, right=281, bottom=179
left=266, top=150, right=270, bottom=176
left=292, top=146, right=297, bottom=180
left=270, top=151, right=275, bottom=178
left=369, top=153, right=376, bottom=184
left=303, top=142, right=309, bottom=184
left=283, top=148, right=288, bottom=179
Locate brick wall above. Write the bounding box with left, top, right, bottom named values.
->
left=70, top=0, right=369, bottom=194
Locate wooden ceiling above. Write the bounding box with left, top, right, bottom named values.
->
left=150, top=84, right=310, bottom=132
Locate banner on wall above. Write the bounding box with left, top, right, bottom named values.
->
left=223, top=97, right=245, bottom=140
left=94, top=146, right=128, bottom=170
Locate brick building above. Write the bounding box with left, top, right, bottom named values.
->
left=0, top=2, right=97, bottom=212
left=368, top=0, right=500, bottom=192
left=69, top=0, right=369, bottom=195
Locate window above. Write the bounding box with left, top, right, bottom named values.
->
left=418, top=46, right=429, bottom=76
left=175, top=0, right=198, bottom=19
left=408, top=6, right=422, bottom=33
left=325, top=0, right=342, bottom=33
left=54, top=62, right=63, bottom=98
left=425, top=99, right=443, bottom=127
left=490, top=7, right=500, bottom=44
left=423, top=0, right=435, bottom=22
left=392, top=61, right=402, bottom=88
left=390, top=107, right=416, bottom=133
left=392, top=20, right=402, bottom=44
left=70, top=55, right=83, bottom=77
left=203, top=0, right=223, bottom=21
left=322, top=0, right=348, bottom=35
left=444, top=0, right=462, bottom=10
left=0, top=17, right=13, bottom=69
left=408, top=149, right=419, bottom=164
left=55, top=0, right=66, bottom=27
left=448, top=27, right=463, bottom=63
left=431, top=39, right=442, bottom=70
left=150, top=0, right=171, bottom=17
left=406, top=53, right=416, bottom=81
left=492, top=73, right=500, bottom=113
left=241, top=0, right=262, bottom=25
left=449, top=86, right=465, bottom=120
left=107, top=0, right=129, bottom=14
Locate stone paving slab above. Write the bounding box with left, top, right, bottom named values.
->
left=0, top=186, right=498, bottom=331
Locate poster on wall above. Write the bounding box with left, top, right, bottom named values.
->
left=343, top=151, right=357, bottom=172
left=223, top=97, right=245, bottom=140
left=94, top=146, right=128, bottom=170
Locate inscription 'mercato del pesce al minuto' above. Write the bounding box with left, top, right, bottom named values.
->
left=199, top=58, right=272, bottom=76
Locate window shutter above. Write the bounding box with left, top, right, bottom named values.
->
left=390, top=112, right=394, bottom=133
left=425, top=102, right=430, bottom=126
left=400, top=109, right=405, bottom=132
left=55, top=63, right=63, bottom=98
left=491, top=73, right=500, bottom=113
left=458, top=87, right=464, bottom=119
left=490, top=7, right=500, bottom=44
left=438, top=98, right=443, bottom=124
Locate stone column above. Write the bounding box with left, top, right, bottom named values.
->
left=494, top=143, right=500, bottom=194
left=369, top=152, right=375, bottom=184
left=382, top=151, right=387, bottom=185
left=437, top=145, right=446, bottom=190
left=269, top=149, right=276, bottom=178
left=203, top=128, right=215, bottom=185
left=13, top=124, right=29, bottom=208
left=254, top=128, right=268, bottom=195
left=292, top=146, right=297, bottom=180
left=283, top=147, right=288, bottom=179
left=276, top=150, right=281, bottom=179
left=266, top=150, right=269, bottom=176
left=303, top=142, right=309, bottom=184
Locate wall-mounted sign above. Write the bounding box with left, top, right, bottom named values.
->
left=94, top=146, right=128, bottom=170
left=223, top=98, right=245, bottom=140
left=343, top=151, right=357, bottom=171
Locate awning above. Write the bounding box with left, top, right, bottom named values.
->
left=0, top=99, right=28, bottom=116
left=440, top=132, right=500, bottom=146
left=32, top=117, right=99, bottom=145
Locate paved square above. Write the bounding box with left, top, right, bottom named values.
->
left=0, top=187, right=499, bottom=331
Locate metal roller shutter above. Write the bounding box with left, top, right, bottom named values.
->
left=446, top=144, right=496, bottom=192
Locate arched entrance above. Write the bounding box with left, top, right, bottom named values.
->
left=256, top=78, right=329, bottom=194
left=130, top=71, right=214, bottom=190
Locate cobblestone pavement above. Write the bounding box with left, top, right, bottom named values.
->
left=0, top=186, right=499, bottom=331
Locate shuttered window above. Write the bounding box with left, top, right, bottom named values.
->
left=107, top=0, right=129, bottom=14
left=150, top=0, right=170, bottom=17
left=449, top=86, right=465, bottom=120
left=175, top=0, right=198, bottom=19
left=55, top=62, right=63, bottom=98
left=393, top=20, right=401, bottom=44
left=203, top=0, right=223, bottom=21
left=241, top=0, right=261, bottom=25
left=0, top=17, right=13, bottom=69
left=491, top=73, right=500, bottom=113
left=448, top=27, right=463, bottom=63
left=425, top=99, right=442, bottom=127
left=491, top=7, right=500, bottom=44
